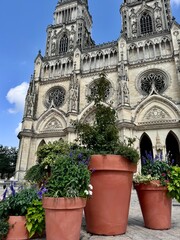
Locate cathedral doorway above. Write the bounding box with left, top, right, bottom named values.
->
left=140, top=133, right=153, bottom=166
left=166, top=132, right=180, bottom=166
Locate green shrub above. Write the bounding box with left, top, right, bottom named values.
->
left=167, top=166, right=180, bottom=202
left=45, top=154, right=91, bottom=198
left=0, top=219, right=9, bottom=240
left=26, top=200, right=45, bottom=238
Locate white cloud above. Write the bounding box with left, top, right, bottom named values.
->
left=15, top=122, right=22, bottom=135
left=171, top=0, right=180, bottom=5
left=6, top=82, right=29, bottom=114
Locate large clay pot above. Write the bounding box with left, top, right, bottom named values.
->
left=134, top=181, right=172, bottom=230
left=85, top=154, right=137, bottom=235
left=7, top=216, right=28, bottom=240
left=43, top=197, right=86, bottom=240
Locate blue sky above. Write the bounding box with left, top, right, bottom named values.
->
left=0, top=0, right=180, bottom=148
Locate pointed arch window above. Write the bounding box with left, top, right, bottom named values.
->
left=140, top=12, right=153, bottom=34
left=59, top=34, right=68, bottom=53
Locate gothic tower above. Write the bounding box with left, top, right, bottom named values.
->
left=15, top=0, right=180, bottom=179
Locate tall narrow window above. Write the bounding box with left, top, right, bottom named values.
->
left=59, top=34, right=68, bottom=53
left=140, top=12, right=153, bottom=34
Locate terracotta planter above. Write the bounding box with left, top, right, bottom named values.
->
left=85, top=154, right=137, bottom=235
left=43, top=197, right=86, bottom=240
left=134, top=181, right=172, bottom=230
left=7, top=216, right=28, bottom=240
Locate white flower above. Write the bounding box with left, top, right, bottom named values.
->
left=84, top=190, right=89, bottom=195
left=88, top=184, right=93, bottom=190
left=88, top=190, right=93, bottom=196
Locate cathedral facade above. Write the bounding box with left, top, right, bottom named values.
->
left=16, top=0, right=180, bottom=179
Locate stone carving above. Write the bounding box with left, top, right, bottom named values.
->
left=123, top=82, right=129, bottom=105
left=144, top=107, right=170, bottom=121
left=118, top=59, right=129, bottom=106
left=68, top=70, right=79, bottom=112
left=25, top=77, right=36, bottom=117
left=51, top=30, right=57, bottom=54
left=44, top=118, right=63, bottom=130
left=154, top=2, right=162, bottom=32
left=130, top=8, right=137, bottom=36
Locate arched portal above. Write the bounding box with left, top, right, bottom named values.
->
left=166, top=132, right=180, bottom=166
left=140, top=133, right=153, bottom=166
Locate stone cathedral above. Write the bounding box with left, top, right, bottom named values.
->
left=16, top=0, right=180, bottom=179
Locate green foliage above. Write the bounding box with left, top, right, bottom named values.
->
left=167, top=166, right=180, bottom=202
left=45, top=154, right=91, bottom=198
left=133, top=174, right=159, bottom=184
left=0, top=188, right=38, bottom=219
left=37, top=140, right=70, bottom=164
left=74, top=72, right=139, bottom=163
left=25, top=140, right=71, bottom=185
left=24, top=164, right=46, bottom=184
left=141, top=154, right=171, bottom=186
left=26, top=200, right=45, bottom=238
left=0, top=219, right=9, bottom=240
left=115, top=143, right=139, bottom=164
left=0, top=145, right=18, bottom=179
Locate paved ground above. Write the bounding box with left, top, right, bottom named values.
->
left=1, top=185, right=180, bottom=240
left=79, top=190, right=180, bottom=240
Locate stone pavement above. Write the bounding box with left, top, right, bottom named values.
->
left=80, top=190, right=180, bottom=240
left=1, top=184, right=179, bottom=240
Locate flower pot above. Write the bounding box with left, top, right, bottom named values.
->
left=134, top=181, right=172, bottom=230
left=43, top=197, right=86, bottom=240
left=85, top=154, right=137, bottom=235
left=6, top=216, right=28, bottom=240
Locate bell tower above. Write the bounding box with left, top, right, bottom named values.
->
left=45, top=0, right=94, bottom=57
left=120, top=0, right=172, bottom=39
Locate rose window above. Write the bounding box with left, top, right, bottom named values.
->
left=45, top=87, right=66, bottom=108
left=90, top=82, right=110, bottom=99
left=139, top=72, right=168, bottom=95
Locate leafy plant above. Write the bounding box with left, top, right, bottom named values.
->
left=0, top=219, right=9, bottom=240
left=74, top=72, right=139, bottom=163
left=167, top=166, right=180, bottom=202
left=26, top=200, right=45, bottom=238
left=135, top=152, right=172, bottom=186
left=24, top=164, right=46, bottom=184
left=0, top=187, right=39, bottom=219
left=45, top=153, right=91, bottom=198
left=37, top=140, right=70, bottom=164
left=115, top=142, right=139, bottom=164
left=133, top=174, right=158, bottom=184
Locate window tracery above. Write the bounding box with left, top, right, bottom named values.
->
left=139, top=72, right=168, bottom=95
left=59, top=34, right=68, bottom=53
left=89, top=80, right=111, bottom=100
left=140, top=12, right=153, bottom=34
left=45, top=87, right=66, bottom=108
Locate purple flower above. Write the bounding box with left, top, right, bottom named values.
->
left=10, top=184, right=16, bottom=197
left=3, top=188, right=8, bottom=200
left=78, top=153, right=83, bottom=159
left=37, top=185, right=48, bottom=199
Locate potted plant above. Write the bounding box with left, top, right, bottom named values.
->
left=0, top=186, right=39, bottom=239
left=133, top=152, right=173, bottom=230
left=42, top=148, right=92, bottom=240
left=74, top=73, right=139, bottom=235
